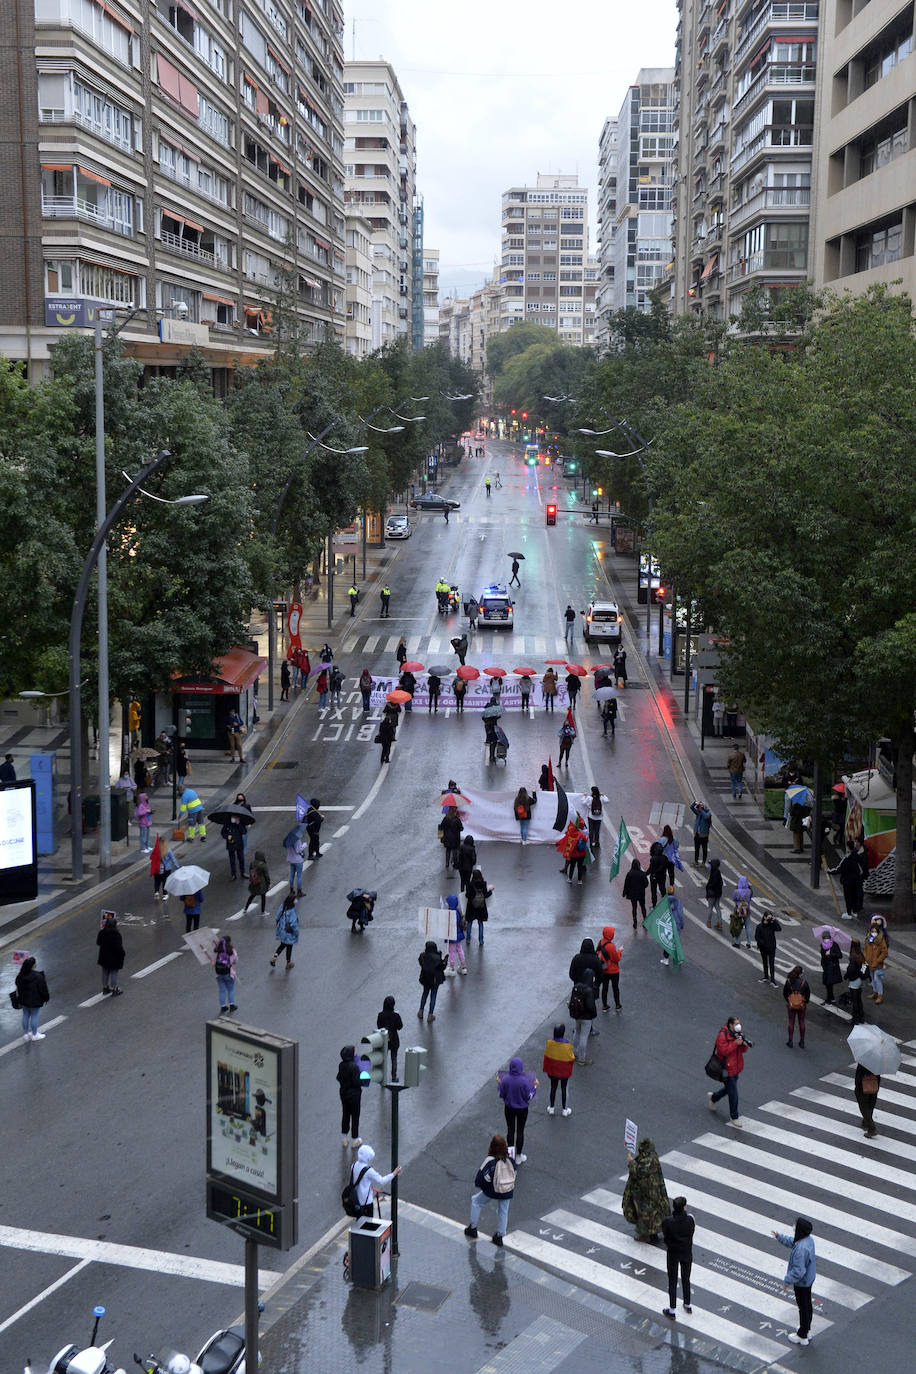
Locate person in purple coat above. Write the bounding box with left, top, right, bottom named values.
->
left=497, top=1057, right=539, bottom=1164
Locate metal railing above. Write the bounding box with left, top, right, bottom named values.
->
left=41, top=194, right=132, bottom=236
left=160, top=228, right=215, bottom=262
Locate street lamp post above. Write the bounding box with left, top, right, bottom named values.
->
left=70, top=449, right=171, bottom=881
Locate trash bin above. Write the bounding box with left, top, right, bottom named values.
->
left=348, top=1216, right=392, bottom=1289
left=110, top=789, right=129, bottom=841
left=82, top=794, right=101, bottom=833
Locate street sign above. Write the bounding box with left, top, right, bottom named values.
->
left=44, top=298, right=114, bottom=328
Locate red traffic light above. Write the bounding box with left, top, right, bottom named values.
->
left=510, top=408, right=516, bottom=415
left=521, top=411, right=528, bottom=419
left=546, top=503, right=557, bottom=526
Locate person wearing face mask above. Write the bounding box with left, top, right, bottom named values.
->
left=771, top=1218, right=816, bottom=1345
left=707, top=1015, right=752, bottom=1128
left=864, top=915, right=888, bottom=1004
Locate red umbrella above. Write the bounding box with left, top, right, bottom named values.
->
left=566, top=664, right=588, bottom=676
left=386, top=689, right=411, bottom=703
left=439, top=791, right=470, bottom=807
left=402, top=661, right=425, bottom=673
left=545, top=658, right=566, bottom=665
left=512, top=666, right=537, bottom=676
left=456, top=665, right=480, bottom=681
left=483, top=666, right=507, bottom=677
left=832, top=782, right=846, bottom=795
left=591, top=663, right=614, bottom=672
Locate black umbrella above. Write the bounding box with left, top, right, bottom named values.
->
left=552, top=781, right=570, bottom=832
left=507, top=551, right=526, bottom=559
left=346, top=888, right=378, bottom=902
left=208, top=802, right=256, bottom=826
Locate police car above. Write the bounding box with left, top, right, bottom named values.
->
left=478, top=584, right=514, bottom=629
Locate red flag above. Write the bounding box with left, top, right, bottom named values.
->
left=547, top=758, right=554, bottom=791
left=565, top=707, right=576, bottom=735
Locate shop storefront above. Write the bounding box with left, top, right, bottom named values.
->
left=157, top=646, right=266, bottom=752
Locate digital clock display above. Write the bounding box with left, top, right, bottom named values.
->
left=206, top=1181, right=284, bottom=1248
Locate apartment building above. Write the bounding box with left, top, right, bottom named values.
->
left=411, top=196, right=424, bottom=349
left=671, top=0, right=817, bottom=319
left=608, top=70, right=676, bottom=315
left=342, top=59, right=416, bottom=348
left=438, top=294, right=471, bottom=361
left=594, top=116, right=619, bottom=349
left=810, top=0, right=916, bottom=296
left=343, top=211, right=372, bottom=355
left=422, top=247, right=439, bottom=345
left=499, top=172, right=591, bottom=344
left=2, top=0, right=348, bottom=384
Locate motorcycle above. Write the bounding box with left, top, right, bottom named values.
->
left=41, top=1306, right=127, bottom=1374
left=133, top=1326, right=246, bottom=1373
left=447, top=586, right=460, bottom=613
left=436, top=589, right=448, bottom=615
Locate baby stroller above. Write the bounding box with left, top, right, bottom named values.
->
left=494, top=725, right=509, bottom=764
left=346, top=888, right=377, bottom=933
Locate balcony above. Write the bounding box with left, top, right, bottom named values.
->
left=731, top=124, right=813, bottom=173
left=41, top=193, right=133, bottom=237
left=160, top=227, right=216, bottom=263
left=734, top=62, right=816, bottom=112
left=735, top=3, right=818, bottom=62
left=729, top=185, right=810, bottom=230
left=727, top=248, right=808, bottom=280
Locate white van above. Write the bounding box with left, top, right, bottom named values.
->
left=583, top=601, right=623, bottom=645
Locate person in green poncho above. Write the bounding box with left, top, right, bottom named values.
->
left=622, top=1138, right=671, bottom=1242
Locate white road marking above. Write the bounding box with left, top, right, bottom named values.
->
left=252, top=805, right=354, bottom=812
left=78, top=992, right=109, bottom=1008
left=0, top=1225, right=282, bottom=1287
left=267, top=880, right=287, bottom=896
left=333, top=825, right=350, bottom=838
left=131, top=950, right=184, bottom=979
left=0, top=1016, right=67, bottom=1057
left=763, top=1098, right=916, bottom=1163
left=351, top=760, right=390, bottom=821
left=506, top=1233, right=786, bottom=1364
left=0, top=1258, right=91, bottom=1336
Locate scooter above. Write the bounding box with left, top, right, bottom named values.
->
left=133, top=1326, right=246, bottom=1374
left=447, top=586, right=460, bottom=613
left=42, top=1306, right=127, bottom=1374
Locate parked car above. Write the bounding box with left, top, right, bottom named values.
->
left=409, top=494, right=461, bottom=511
left=583, top=601, right=623, bottom=645
left=386, top=514, right=412, bottom=539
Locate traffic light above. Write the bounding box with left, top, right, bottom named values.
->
left=597, top=487, right=603, bottom=497
left=402, top=1047, right=428, bottom=1088
left=510, top=408, right=516, bottom=416
left=360, top=1030, right=388, bottom=1085
left=567, top=461, right=577, bottom=472
left=546, top=503, right=557, bottom=526
left=521, top=411, right=528, bottom=420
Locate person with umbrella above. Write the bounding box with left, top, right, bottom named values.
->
left=518, top=674, right=532, bottom=712
left=399, top=667, right=416, bottom=712
left=451, top=633, right=469, bottom=666
left=819, top=930, right=844, bottom=1004
left=452, top=672, right=468, bottom=713
left=855, top=1062, right=881, bottom=1137
left=183, top=886, right=204, bottom=933
left=378, top=712, right=397, bottom=764
left=221, top=816, right=246, bottom=881
left=305, top=798, right=324, bottom=860
left=440, top=805, right=464, bottom=871
left=509, top=557, right=521, bottom=588
left=285, top=824, right=306, bottom=895
left=542, top=667, right=558, bottom=712
left=428, top=671, right=442, bottom=713
left=271, top=893, right=299, bottom=968
left=565, top=670, right=581, bottom=711
left=601, top=696, right=618, bottom=736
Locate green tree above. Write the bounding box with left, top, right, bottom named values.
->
left=649, top=286, right=916, bottom=919
left=485, top=322, right=556, bottom=379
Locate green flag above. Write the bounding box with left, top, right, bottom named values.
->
left=644, top=896, right=685, bottom=967
left=608, top=817, right=632, bottom=882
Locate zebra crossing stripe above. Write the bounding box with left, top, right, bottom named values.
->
left=764, top=1099, right=916, bottom=1164
left=543, top=1207, right=831, bottom=1327
left=598, top=1172, right=903, bottom=1290
left=655, top=1152, right=916, bottom=1259
left=799, top=1084, right=916, bottom=1134
left=731, top=1115, right=916, bottom=1192
left=694, top=1132, right=916, bottom=1224
left=505, top=1232, right=787, bottom=1365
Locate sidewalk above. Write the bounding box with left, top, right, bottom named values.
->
left=254, top=1204, right=720, bottom=1374
left=603, top=547, right=916, bottom=982
left=0, top=537, right=401, bottom=943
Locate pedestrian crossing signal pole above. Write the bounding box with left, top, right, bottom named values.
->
left=384, top=1046, right=427, bottom=1256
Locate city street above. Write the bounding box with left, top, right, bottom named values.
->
left=2, top=439, right=914, bottom=1372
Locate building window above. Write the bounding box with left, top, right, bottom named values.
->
left=859, top=118, right=909, bottom=177
left=36, top=0, right=132, bottom=65
left=855, top=219, right=903, bottom=271
left=863, top=24, right=913, bottom=90
left=45, top=258, right=75, bottom=292
left=199, top=95, right=230, bottom=146
left=80, top=259, right=137, bottom=304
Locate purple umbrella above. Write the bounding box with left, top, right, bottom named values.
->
left=813, top=923, right=852, bottom=952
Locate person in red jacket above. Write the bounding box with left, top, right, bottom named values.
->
left=596, top=925, right=623, bottom=1013
left=543, top=1023, right=575, bottom=1116
left=707, top=1016, right=752, bottom=1128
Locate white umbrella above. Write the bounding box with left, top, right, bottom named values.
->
left=165, top=864, right=210, bottom=897
left=594, top=687, right=617, bottom=702
left=847, top=1024, right=901, bottom=1076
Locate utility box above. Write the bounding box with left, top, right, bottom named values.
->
left=82, top=794, right=101, bottom=832
left=349, top=1216, right=392, bottom=1289
left=110, top=789, right=129, bottom=841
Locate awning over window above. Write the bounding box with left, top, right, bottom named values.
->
left=157, top=54, right=182, bottom=102
left=314, top=234, right=330, bottom=250
left=273, top=158, right=291, bottom=176
left=42, top=162, right=72, bottom=172
left=78, top=166, right=111, bottom=186
left=178, top=73, right=199, bottom=117
left=300, top=275, right=320, bottom=289
left=203, top=292, right=234, bottom=305
left=102, top=2, right=133, bottom=32
left=174, top=647, right=267, bottom=695
left=163, top=209, right=204, bottom=232
left=700, top=253, right=719, bottom=283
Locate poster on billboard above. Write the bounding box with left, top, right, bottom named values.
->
left=0, top=782, right=38, bottom=905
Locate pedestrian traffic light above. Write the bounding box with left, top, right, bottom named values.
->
left=510, top=408, right=516, bottom=416
left=546, top=504, right=557, bottom=526
left=403, top=1047, right=428, bottom=1088
left=567, top=461, right=577, bottom=472
left=521, top=411, right=528, bottom=420
left=360, top=1031, right=388, bottom=1085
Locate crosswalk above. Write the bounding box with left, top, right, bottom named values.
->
left=507, top=1045, right=916, bottom=1370
left=344, top=630, right=578, bottom=660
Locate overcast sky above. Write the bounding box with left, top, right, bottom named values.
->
left=344, top=0, right=677, bottom=300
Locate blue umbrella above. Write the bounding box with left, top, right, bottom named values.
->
left=786, top=784, right=814, bottom=807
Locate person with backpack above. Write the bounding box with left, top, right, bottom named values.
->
left=705, top=858, right=723, bottom=930
left=358, top=668, right=374, bottom=712
left=14, top=956, right=50, bottom=1041
left=648, top=840, right=668, bottom=907
left=97, top=914, right=125, bottom=996
left=452, top=673, right=467, bottom=714
left=465, top=1134, right=516, bottom=1247
left=731, top=875, right=754, bottom=948
left=596, top=925, right=623, bottom=1011
left=557, top=714, right=576, bottom=768
left=513, top=787, right=537, bottom=843
left=543, top=1023, right=575, bottom=1115
left=585, top=787, right=604, bottom=850
left=182, top=888, right=204, bottom=933
left=376, top=995, right=403, bottom=1082
left=330, top=665, right=344, bottom=705
left=270, top=893, right=299, bottom=969
left=337, top=1045, right=365, bottom=1149
left=418, top=939, right=447, bottom=1022
left=623, top=857, right=649, bottom=929
left=445, top=894, right=467, bottom=975
left=464, top=867, right=494, bottom=946
left=209, top=934, right=237, bottom=1014
left=243, top=850, right=271, bottom=914
left=343, top=1143, right=401, bottom=1216
left=497, top=1057, right=538, bottom=1163
left=569, top=968, right=598, bottom=1065
left=440, top=805, right=463, bottom=870
left=456, top=833, right=477, bottom=892
left=601, top=697, right=618, bottom=737
left=783, top=964, right=811, bottom=1048
left=755, top=910, right=783, bottom=984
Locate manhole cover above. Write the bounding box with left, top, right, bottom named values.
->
left=272, top=761, right=298, bottom=769
left=394, top=1281, right=451, bottom=1313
